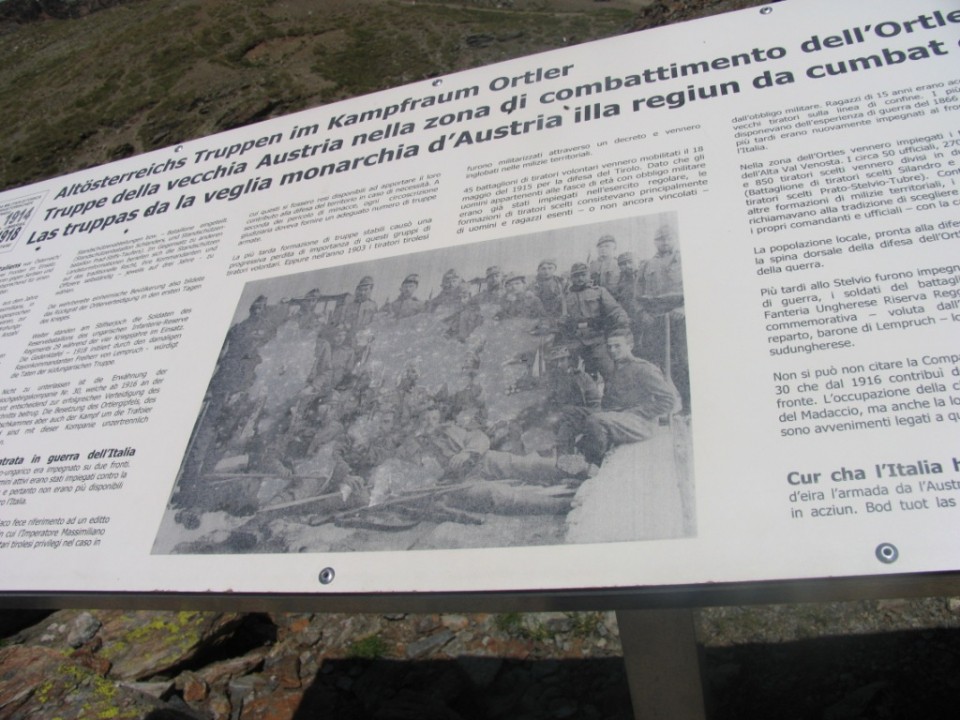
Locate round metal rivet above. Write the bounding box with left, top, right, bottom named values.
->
left=875, top=543, right=899, bottom=564
left=319, top=567, right=336, bottom=584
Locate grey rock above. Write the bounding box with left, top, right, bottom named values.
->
left=119, top=679, right=175, bottom=699
left=415, top=615, right=441, bottom=633
left=441, top=613, right=470, bottom=630
left=66, top=611, right=101, bottom=648
left=601, top=612, right=620, bottom=639
left=0, top=646, right=175, bottom=720
left=544, top=617, right=574, bottom=634
left=227, top=674, right=262, bottom=702
left=405, top=629, right=454, bottom=659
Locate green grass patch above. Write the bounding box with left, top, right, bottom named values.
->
left=348, top=633, right=388, bottom=659
left=566, top=611, right=604, bottom=638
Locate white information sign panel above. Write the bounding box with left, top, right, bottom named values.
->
left=0, top=0, right=958, bottom=600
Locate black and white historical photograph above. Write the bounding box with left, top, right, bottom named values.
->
left=153, top=212, right=694, bottom=554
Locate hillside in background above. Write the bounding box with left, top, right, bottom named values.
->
left=0, top=0, right=714, bottom=190
left=0, top=0, right=779, bottom=191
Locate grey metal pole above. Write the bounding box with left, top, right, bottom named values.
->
left=616, top=608, right=707, bottom=720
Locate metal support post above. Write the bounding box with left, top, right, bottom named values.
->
left=616, top=608, right=706, bottom=720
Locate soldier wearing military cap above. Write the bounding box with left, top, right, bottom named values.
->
left=533, top=258, right=565, bottom=318
left=636, top=225, right=688, bottom=411
left=217, top=294, right=286, bottom=391
left=559, top=333, right=680, bottom=465
left=561, top=261, right=630, bottom=383
left=613, top=252, right=641, bottom=318
left=611, top=251, right=646, bottom=357
left=546, top=347, right=600, bottom=409
left=497, top=272, right=544, bottom=319
left=589, top=234, right=620, bottom=292
left=389, top=273, right=425, bottom=319
left=333, top=275, right=378, bottom=331
left=291, top=287, right=325, bottom=332
left=249, top=294, right=268, bottom=314
left=428, top=268, right=467, bottom=311
left=638, top=226, right=683, bottom=298
left=471, top=265, right=505, bottom=306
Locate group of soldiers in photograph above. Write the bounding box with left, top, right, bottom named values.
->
left=170, top=226, right=689, bottom=535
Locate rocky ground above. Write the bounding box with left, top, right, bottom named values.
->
left=2, top=600, right=960, bottom=719
left=3, top=1, right=960, bottom=718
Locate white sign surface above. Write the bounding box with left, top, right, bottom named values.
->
left=1, top=0, right=959, bottom=598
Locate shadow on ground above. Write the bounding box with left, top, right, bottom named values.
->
left=143, top=626, right=959, bottom=719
